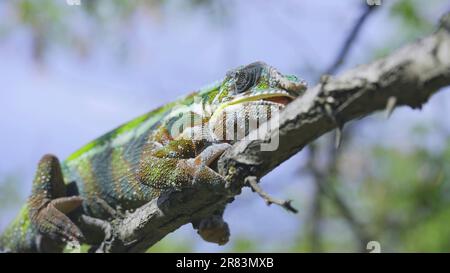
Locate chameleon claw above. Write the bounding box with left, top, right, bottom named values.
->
left=197, top=215, right=230, bottom=246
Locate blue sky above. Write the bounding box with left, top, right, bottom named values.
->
left=0, top=0, right=449, bottom=251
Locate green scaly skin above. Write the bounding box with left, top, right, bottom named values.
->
left=0, top=62, right=307, bottom=252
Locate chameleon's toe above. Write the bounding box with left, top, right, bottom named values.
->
left=194, top=143, right=232, bottom=167
left=197, top=215, right=230, bottom=245
left=29, top=196, right=85, bottom=244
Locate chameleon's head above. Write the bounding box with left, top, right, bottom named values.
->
left=208, top=61, right=308, bottom=142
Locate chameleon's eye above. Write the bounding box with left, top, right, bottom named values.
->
left=235, top=71, right=252, bottom=93
left=232, top=64, right=263, bottom=94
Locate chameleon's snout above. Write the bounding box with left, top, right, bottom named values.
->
left=269, top=66, right=308, bottom=95
left=278, top=76, right=308, bottom=93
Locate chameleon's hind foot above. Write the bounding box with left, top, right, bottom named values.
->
left=197, top=215, right=230, bottom=245
left=28, top=154, right=85, bottom=245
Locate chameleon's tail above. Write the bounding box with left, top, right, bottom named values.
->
left=0, top=155, right=84, bottom=253
left=0, top=205, right=38, bottom=252
left=27, top=154, right=84, bottom=245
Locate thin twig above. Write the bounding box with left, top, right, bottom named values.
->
left=245, top=176, right=298, bottom=213
left=325, top=4, right=378, bottom=75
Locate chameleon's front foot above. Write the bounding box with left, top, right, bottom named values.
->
left=197, top=215, right=230, bottom=245
left=28, top=155, right=85, bottom=247
left=140, top=140, right=233, bottom=245
left=190, top=143, right=231, bottom=245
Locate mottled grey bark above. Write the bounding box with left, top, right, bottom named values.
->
left=102, top=13, right=450, bottom=253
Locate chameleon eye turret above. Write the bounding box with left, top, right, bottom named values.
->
left=228, top=62, right=264, bottom=94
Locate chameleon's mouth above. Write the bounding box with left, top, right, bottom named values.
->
left=210, top=90, right=297, bottom=124
left=263, top=95, right=293, bottom=106
left=208, top=89, right=298, bottom=141
left=226, top=90, right=296, bottom=108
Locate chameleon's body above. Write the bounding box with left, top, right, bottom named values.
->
left=0, top=62, right=307, bottom=252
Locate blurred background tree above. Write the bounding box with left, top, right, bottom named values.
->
left=0, top=0, right=449, bottom=252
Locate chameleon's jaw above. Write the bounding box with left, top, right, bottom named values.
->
left=209, top=89, right=297, bottom=126
left=262, top=93, right=294, bottom=106
left=208, top=89, right=297, bottom=143
left=223, top=89, right=296, bottom=109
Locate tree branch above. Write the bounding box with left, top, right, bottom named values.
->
left=100, top=12, right=450, bottom=252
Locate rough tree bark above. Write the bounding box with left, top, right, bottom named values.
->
left=98, top=12, right=450, bottom=253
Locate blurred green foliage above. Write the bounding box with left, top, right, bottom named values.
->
left=148, top=235, right=195, bottom=253
left=0, top=0, right=219, bottom=62
left=228, top=237, right=258, bottom=253
left=373, top=0, right=439, bottom=59
left=390, top=0, right=434, bottom=31
left=366, top=143, right=450, bottom=252
left=2, top=0, right=445, bottom=63
left=293, top=133, right=450, bottom=252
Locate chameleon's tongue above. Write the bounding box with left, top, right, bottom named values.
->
left=265, top=96, right=292, bottom=106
